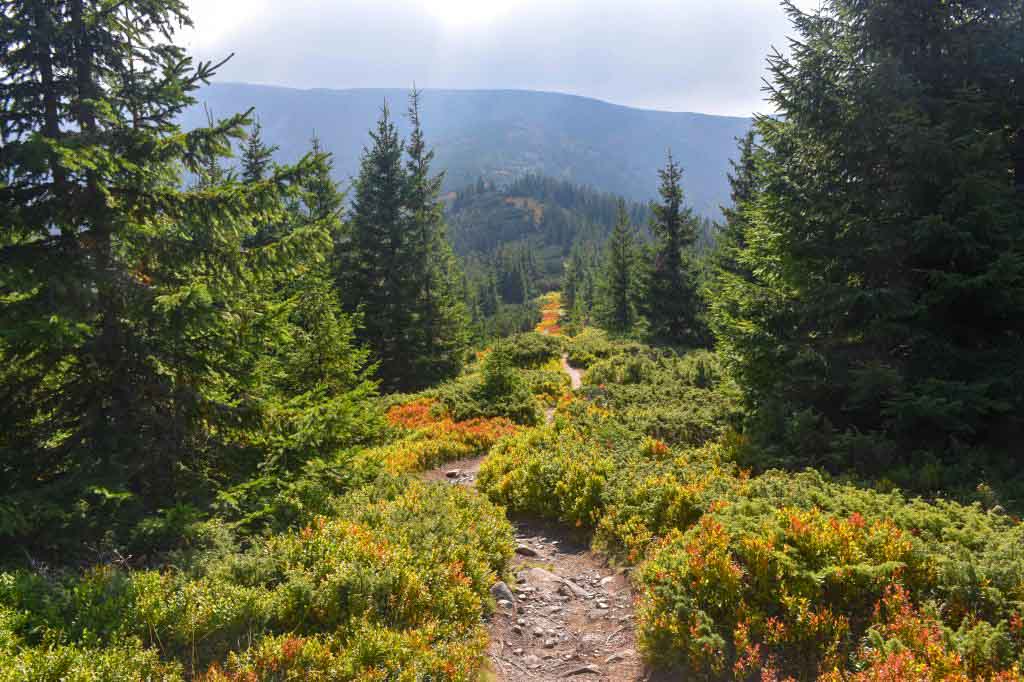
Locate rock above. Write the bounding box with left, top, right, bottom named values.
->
left=513, top=648, right=523, bottom=655
left=445, top=469, right=460, bottom=478
left=490, top=581, right=516, bottom=604
left=562, top=665, right=602, bottom=677
left=515, top=544, right=539, bottom=557
left=596, top=601, right=609, bottom=609
left=605, top=650, right=634, bottom=664
left=512, top=624, right=522, bottom=635
left=543, top=638, right=556, bottom=648
left=533, top=627, right=545, bottom=637
left=599, top=575, right=616, bottom=587
left=524, top=654, right=542, bottom=669
left=523, top=567, right=563, bottom=588
left=497, top=599, right=514, bottom=610
left=557, top=578, right=592, bottom=599
left=516, top=617, right=527, bottom=626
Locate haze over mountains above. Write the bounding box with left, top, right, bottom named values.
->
left=182, top=83, right=751, bottom=217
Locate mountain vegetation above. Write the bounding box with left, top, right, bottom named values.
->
left=1, top=0, right=1022, bottom=681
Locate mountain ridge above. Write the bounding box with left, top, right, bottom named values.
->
left=181, top=82, right=752, bottom=216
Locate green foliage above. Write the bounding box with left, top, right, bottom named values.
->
left=0, top=478, right=514, bottom=679
left=642, top=153, right=708, bottom=347
left=707, top=0, right=1024, bottom=501
left=339, top=96, right=469, bottom=393
left=477, top=333, right=1024, bottom=679
left=584, top=348, right=739, bottom=446
left=491, top=332, right=563, bottom=369
left=0, top=0, right=380, bottom=557
left=433, top=348, right=542, bottom=426
left=595, top=200, right=644, bottom=333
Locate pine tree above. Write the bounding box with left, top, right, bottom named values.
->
left=643, top=153, right=705, bottom=346
left=709, top=0, right=1024, bottom=485
left=596, top=200, right=641, bottom=333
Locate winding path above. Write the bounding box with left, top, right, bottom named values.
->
left=423, top=352, right=657, bottom=680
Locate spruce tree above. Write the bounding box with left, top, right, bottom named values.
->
left=709, top=0, right=1024, bottom=486
left=0, top=0, right=372, bottom=549
left=241, top=119, right=278, bottom=183
left=714, top=130, right=758, bottom=279
left=404, top=89, right=468, bottom=385
left=339, top=103, right=411, bottom=391
left=596, top=200, right=641, bottom=333
left=644, top=153, right=705, bottom=346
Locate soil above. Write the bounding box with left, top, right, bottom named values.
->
left=421, top=354, right=663, bottom=681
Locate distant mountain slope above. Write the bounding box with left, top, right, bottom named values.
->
left=181, top=83, right=751, bottom=217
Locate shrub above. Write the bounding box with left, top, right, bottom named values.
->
left=492, top=332, right=563, bottom=369
left=434, top=348, right=541, bottom=425
left=0, top=479, right=514, bottom=680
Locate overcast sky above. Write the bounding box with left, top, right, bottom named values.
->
left=183, top=0, right=820, bottom=117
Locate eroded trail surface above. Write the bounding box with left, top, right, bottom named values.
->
left=484, top=519, right=647, bottom=681
left=561, top=353, right=583, bottom=390
left=422, top=353, right=656, bottom=680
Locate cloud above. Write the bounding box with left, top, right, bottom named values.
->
left=182, top=0, right=816, bottom=117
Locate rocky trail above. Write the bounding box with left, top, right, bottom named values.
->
left=422, top=350, right=660, bottom=681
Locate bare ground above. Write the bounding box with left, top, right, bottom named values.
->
left=421, top=353, right=662, bottom=681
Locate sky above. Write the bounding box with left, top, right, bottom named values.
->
left=183, top=0, right=821, bottom=118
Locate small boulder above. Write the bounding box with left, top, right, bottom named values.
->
left=490, top=581, right=516, bottom=604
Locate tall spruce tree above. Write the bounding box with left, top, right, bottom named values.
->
left=339, top=103, right=411, bottom=391
left=644, top=153, right=705, bottom=346
left=404, top=89, right=468, bottom=385
left=596, top=200, right=642, bottom=333
left=714, top=130, right=759, bottom=279
left=709, top=0, right=1024, bottom=488
left=0, top=0, right=373, bottom=549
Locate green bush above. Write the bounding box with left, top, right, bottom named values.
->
left=492, top=332, right=563, bottom=369
left=434, top=347, right=541, bottom=425
left=0, top=477, right=514, bottom=680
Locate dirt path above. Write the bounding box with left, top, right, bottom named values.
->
left=421, top=353, right=654, bottom=680
left=483, top=519, right=648, bottom=681
left=561, top=353, right=583, bottom=390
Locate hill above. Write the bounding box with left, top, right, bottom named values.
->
left=180, top=83, right=751, bottom=217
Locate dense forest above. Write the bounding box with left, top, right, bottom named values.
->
left=1, top=0, right=1022, bottom=680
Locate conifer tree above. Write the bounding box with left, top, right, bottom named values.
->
left=596, top=200, right=642, bottom=333
left=404, top=89, right=469, bottom=385
left=643, top=153, right=705, bottom=346
left=0, top=0, right=374, bottom=548
left=339, top=103, right=411, bottom=391
left=709, top=0, right=1024, bottom=484
left=716, top=130, right=758, bottom=277
left=241, top=119, right=278, bottom=183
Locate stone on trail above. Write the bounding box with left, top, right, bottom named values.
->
left=445, top=469, right=460, bottom=478
left=490, top=581, right=516, bottom=604
left=515, top=544, right=539, bottom=557
left=604, top=649, right=634, bottom=664
left=562, top=665, right=602, bottom=677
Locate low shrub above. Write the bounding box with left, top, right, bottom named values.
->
left=0, top=479, right=514, bottom=680
left=492, top=331, right=563, bottom=369
left=433, top=348, right=541, bottom=425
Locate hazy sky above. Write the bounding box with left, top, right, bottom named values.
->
left=183, top=0, right=820, bottom=117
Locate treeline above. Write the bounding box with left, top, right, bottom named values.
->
left=0, top=2, right=466, bottom=556
left=579, top=0, right=1024, bottom=504
left=562, top=152, right=710, bottom=348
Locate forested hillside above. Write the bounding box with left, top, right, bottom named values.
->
left=1, top=1, right=1022, bottom=681
left=179, top=83, right=751, bottom=217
